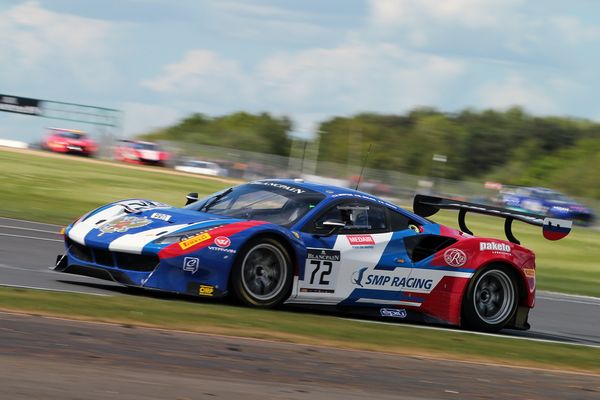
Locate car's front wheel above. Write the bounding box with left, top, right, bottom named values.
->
left=462, top=265, right=518, bottom=332
left=231, top=238, right=293, bottom=307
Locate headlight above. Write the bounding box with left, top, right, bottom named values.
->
left=154, top=227, right=219, bottom=245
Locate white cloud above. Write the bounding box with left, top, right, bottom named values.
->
left=369, top=0, right=522, bottom=30
left=476, top=73, right=559, bottom=114
left=141, top=49, right=249, bottom=102
left=256, top=42, right=466, bottom=112
left=0, top=1, right=116, bottom=88
left=121, top=102, right=182, bottom=136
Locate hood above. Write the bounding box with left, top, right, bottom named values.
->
left=67, top=199, right=242, bottom=253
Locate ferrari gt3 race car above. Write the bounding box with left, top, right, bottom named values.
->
left=53, top=179, right=572, bottom=332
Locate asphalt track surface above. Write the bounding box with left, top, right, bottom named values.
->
left=1, top=217, right=599, bottom=346
left=1, top=217, right=600, bottom=398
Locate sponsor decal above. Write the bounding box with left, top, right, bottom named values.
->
left=380, top=308, right=407, bottom=318
left=351, top=267, right=368, bottom=287
left=352, top=268, right=433, bottom=290
left=179, top=233, right=212, bottom=250
left=300, top=288, right=335, bottom=294
left=307, top=249, right=341, bottom=262
left=97, top=216, right=151, bottom=236
left=183, top=257, right=200, bottom=274
left=347, top=235, right=376, bottom=247
left=444, top=248, right=467, bottom=267
left=479, top=242, right=511, bottom=253
left=118, top=199, right=169, bottom=214
left=214, top=236, right=231, bottom=248
left=208, top=246, right=237, bottom=254
left=198, top=285, right=214, bottom=296
left=150, top=212, right=171, bottom=222
left=250, top=181, right=306, bottom=194
left=523, top=268, right=536, bottom=278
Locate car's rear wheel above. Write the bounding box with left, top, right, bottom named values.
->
left=462, top=265, right=518, bottom=332
left=231, top=238, right=292, bottom=307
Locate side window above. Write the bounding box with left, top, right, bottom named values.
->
left=312, top=201, right=389, bottom=234
left=389, top=210, right=420, bottom=231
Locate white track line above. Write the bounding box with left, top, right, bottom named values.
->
left=0, top=233, right=62, bottom=242
left=0, top=263, right=53, bottom=274
left=340, top=318, right=600, bottom=349
left=0, top=217, right=61, bottom=227
left=0, top=224, right=60, bottom=234
left=0, top=283, right=109, bottom=296
left=538, top=291, right=600, bottom=303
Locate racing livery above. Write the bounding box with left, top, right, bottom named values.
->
left=114, top=139, right=170, bottom=166
left=53, top=179, right=571, bottom=332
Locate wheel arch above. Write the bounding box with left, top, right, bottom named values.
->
left=226, top=230, right=299, bottom=290
left=459, top=260, right=528, bottom=328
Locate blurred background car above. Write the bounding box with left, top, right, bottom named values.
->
left=114, top=139, right=169, bottom=166
left=41, top=128, right=97, bottom=156
left=174, top=160, right=226, bottom=176
left=498, top=186, right=595, bottom=226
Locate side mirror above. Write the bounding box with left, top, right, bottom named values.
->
left=314, top=219, right=346, bottom=237
left=186, top=192, right=199, bottom=205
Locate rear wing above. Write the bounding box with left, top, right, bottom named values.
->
left=413, top=195, right=572, bottom=245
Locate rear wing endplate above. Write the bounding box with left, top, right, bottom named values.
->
left=413, top=195, right=572, bottom=245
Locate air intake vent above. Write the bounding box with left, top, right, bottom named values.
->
left=404, top=235, right=457, bottom=262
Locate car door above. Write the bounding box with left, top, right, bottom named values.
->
left=293, top=199, right=418, bottom=304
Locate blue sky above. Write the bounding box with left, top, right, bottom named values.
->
left=2, top=0, right=600, bottom=142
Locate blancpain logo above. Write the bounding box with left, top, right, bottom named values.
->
left=480, top=242, right=511, bottom=252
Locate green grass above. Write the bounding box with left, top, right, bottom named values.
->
left=1, top=148, right=599, bottom=296
left=0, top=149, right=229, bottom=223
left=1, top=286, right=599, bottom=373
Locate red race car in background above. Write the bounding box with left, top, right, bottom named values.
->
left=114, top=139, right=170, bottom=166
left=42, top=128, right=98, bottom=157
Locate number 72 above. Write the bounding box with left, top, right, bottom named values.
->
left=309, top=260, right=332, bottom=285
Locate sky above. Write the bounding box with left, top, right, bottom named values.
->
left=2, top=0, right=600, bottom=143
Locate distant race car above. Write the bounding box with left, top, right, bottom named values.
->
left=499, top=186, right=594, bottom=226
left=114, top=140, right=169, bottom=166
left=174, top=160, right=226, bottom=176
left=42, top=128, right=98, bottom=156
left=54, top=179, right=572, bottom=332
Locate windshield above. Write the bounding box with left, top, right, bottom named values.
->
left=132, top=142, right=158, bottom=150
left=58, top=132, right=85, bottom=139
left=185, top=182, right=325, bottom=227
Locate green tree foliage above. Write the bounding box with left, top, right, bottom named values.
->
left=141, top=112, right=292, bottom=156
left=317, top=107, right=600, bottom=193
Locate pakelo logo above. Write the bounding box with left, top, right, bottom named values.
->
left=214, top=236, right=231, bottom=248
left=479, top=242, right=511, bottom=253
left=179, top=233, right=212, bottom=250
left=346, top=235, right=375, bottom=247
left=198, top=285, right=214, bottom=296
left=380, top=308, right=407, bottom=318
left=97, top=216, right=151, bottom=236
left=444, top=248, right=467, bottom=267
left=183, top=257, right=199, bottom=274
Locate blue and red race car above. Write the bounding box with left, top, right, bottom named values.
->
left=54, top=179, right=572, bottom=332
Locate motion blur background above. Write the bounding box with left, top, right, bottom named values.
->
left=2, top=0, right=600, bottom=219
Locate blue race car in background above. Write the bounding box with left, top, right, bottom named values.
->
left=499, top=186, right=595, bottom=226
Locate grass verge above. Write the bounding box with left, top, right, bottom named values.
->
left=1, top=286, right=599, bottom=373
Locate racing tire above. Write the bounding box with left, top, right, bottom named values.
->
left=462, top=264, right=519, bottom=332
left=231, top=238, right=293, bottom=308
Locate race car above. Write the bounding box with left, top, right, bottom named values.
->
left=41, top=128, right=98, bottom=156
left=53, top=179, right=571, bottom=332
left=114, top=139, right=169, bottom=166
left=498, top=186, right=595, bottom=226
